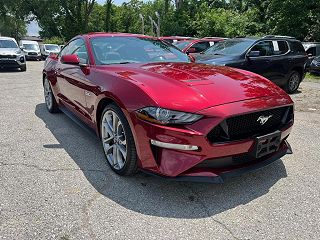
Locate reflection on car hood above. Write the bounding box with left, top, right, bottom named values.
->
left=97, top=62, right=290, bottom=112
left=0, top=48, right=19, bottom=55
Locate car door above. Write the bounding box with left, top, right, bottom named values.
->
left=56, top=38, right=92, bottom=124
left=267, top=40, right=291, bottom=85
left=245, top=40, right=274, bottom=80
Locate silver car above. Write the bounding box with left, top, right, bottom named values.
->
left=0, top=37, right=26, bottom=71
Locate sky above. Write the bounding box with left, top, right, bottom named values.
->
left=27, top=0, right=129, bottom=36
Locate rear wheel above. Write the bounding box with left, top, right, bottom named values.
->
left=285, top=71, right=301, bottom=93
left=100, top=104, right=138, bottom=175
left=43, top=77, right=59, bottom=113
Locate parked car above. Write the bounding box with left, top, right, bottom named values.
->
left=302, top=42, right=320, bottom=67
left=0, top=36, right=26, bottom=71
left=159, top=36, right=197, bottom=44
left=196, top=36, right=308, bottom=93
left=174, top=38, right=225, bottom=55
left=308, top=56, right=320, bottom=75
left=43, top=32, right=294, bottom=183
left=19, top=40, right=41, bottom=60
left=40, top=44, right=61, bottom=59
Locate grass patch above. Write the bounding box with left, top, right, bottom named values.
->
left=305, top=73, right=320, bottom=82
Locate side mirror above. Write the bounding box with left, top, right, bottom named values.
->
left=187, top=47, right=196, bottom=54
left=188, top=54, right=195, bottom=63
left=248, top=51, right=260, bottom=57
left=20, top=46, right=25, bottom=50
left=61, top=54, right=80, bottom=65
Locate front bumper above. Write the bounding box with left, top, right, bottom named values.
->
left=129, top=96, right=293, bottom=181
left=143, top=141, right=292, bottom=183
left=0, top=58, right=26, bottom=68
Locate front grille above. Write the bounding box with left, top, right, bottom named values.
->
left=208, top=106, right=293, bottom=143
left=0, top=55, right=16, bottom=59
left=28, top=52, right=37, bottom=55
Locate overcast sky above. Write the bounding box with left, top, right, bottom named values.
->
left=27, top=0, right=129, bottom=36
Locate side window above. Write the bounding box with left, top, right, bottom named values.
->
left=251, top=41, right=273, bottom=56
left=60, top=39, right=88, bottom=64
left=306, top=47, right=316, bottom=56
left=289, top=41, right=306, bottom=55
left=191, top=42, right=210, bottom=53
left=273, top=41, right=289, bottom=55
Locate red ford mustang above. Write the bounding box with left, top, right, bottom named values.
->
left=43, top=32, right=294, bottom=183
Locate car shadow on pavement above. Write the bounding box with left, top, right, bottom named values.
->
left=35, top=103, right=288, bottom=219
left=0, top=68, right=22, bottom=73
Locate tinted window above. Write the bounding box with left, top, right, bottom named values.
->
left=273, top=41, right=289, bottom=55
left=290, top=41, right=306, bottom=54
left=191, top=41, right=210, bottom=53
left=251, top=41, right=273, bottom=56
left=90, top=37, right=189, bottom=65
left=205, top=39, right=254, bottom=55
left=306, top=47, right=316, bottom=56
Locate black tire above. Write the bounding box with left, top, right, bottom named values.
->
left=100, top=103, right=138, bottom=176
left=284, top=70, right=301, bottom=94
left=20, top=65, right=27, bottom=71
left=43, top=77, right=59, bottom=113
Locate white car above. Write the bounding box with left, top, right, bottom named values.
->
left=19, top=40, right=41, bottom=60
left=0, top=37, right=26, bottom=71
left=40, top=44, right=61, bottom=59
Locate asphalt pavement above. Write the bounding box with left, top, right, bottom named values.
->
left=0, top=61, right=319, bottom=240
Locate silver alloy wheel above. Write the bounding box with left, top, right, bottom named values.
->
left=44, top=78, right=53, bottom=109
left=101, top=110, right=127, bottom=170
left=289, top=73, right=300, bottom=92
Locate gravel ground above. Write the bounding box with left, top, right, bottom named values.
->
left=0, top=62, right=319, bottom=240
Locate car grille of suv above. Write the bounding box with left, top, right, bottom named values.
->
left=207, top=106, right=293, bottom=143
left=0, top=55, right=16, bottom=59
left=28, top=52, right=37, bottom=56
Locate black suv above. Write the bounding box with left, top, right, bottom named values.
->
left=196, top=36, right=308, bottom=93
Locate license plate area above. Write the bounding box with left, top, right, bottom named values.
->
left=253, top=131, right=281, bottom=158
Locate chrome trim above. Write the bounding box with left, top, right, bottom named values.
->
left=150, top=139, right=199, bottom=151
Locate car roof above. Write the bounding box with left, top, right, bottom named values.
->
left=20, top=40, right=39, bottom=44
left=0, top=36, right=16, bottom=41
left=84, top=32, right=154, bottom=39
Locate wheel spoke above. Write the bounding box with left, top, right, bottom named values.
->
left=103, top=121, right=113, bottom=137
left=118, top=144, right=127, bottom=159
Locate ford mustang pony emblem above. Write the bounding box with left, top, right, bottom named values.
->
left=257, top=115, right=273, bottom=125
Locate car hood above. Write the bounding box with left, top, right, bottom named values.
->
left=98, top=62, right=290, bottom=113
left=0, top=48, right=19, bottom=55
left=195, top=54, right=236, bottom=65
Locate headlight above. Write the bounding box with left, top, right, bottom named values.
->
left=136, top=107, right=203, bottom=125
left=15, top=49, right=22, bottom=54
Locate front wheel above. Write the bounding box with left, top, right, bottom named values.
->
left=20, top=65, right=26, bottom=71
left=43, top=77, right=59, bottom=113
left=100, top=104, right=138, bottom=175
left=285, top=71, right=301, bottom=94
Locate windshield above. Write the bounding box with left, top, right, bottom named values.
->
left=205, top=39, right=254, bottom=55
left=0, top=39, right=18, bottom=49
left=174, top=41, right=192, bottom=50
left=90, top=37, right=189, bottom=65
left=23, top=44, right=39, bottom=51
left=45, top=45, right=60, bottom=51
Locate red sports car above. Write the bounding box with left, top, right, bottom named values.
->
left=43, top=32, right=294, bottom=183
